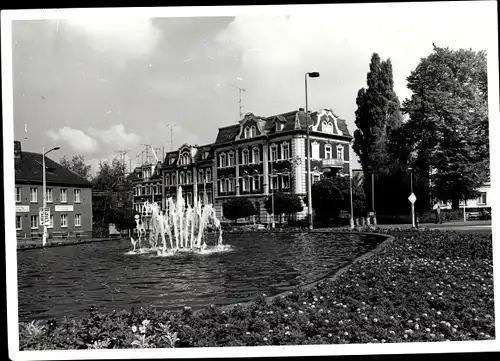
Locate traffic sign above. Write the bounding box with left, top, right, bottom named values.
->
left=39, top=207, right=50, bottom=226
left=408, top=193, right=417, bottom=204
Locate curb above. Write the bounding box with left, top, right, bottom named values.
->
left=16, top=237, right=127, bottom=251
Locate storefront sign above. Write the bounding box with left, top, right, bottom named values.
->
left=16, top=205, right=30, bottom=213
left=55, top=205, right=74, bottom=212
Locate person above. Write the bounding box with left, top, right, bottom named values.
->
left=432, top=200, right=442, bottom=224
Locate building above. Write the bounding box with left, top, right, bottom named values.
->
left=14, top=141, right=93, bottom=240
left=211, top=108, right=352, bottom=223
left=130, top=158, right=163, bottom=214
left=130, top=108, right=352, bottom=225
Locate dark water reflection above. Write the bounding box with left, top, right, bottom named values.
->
left=17, top=232, right=384, bottom=322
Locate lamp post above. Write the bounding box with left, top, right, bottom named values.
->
left=305, top=71, right=320, bottom=230
left=349, top=142, right=354, bottom=228
left=42, top=145, right=60, bottom=246
left=270, top=158, right=275, bottom=229
left=409, top=167, right=416, bottom=228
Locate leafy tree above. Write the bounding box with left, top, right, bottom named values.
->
left=223, top=198, right=258, bottom=225
left=401, top=45, right=489, bottom=208
left=264, top=192, right=303, bottom=225
left=353, top=53, right=404, bottom=211
left=92, top=157, right=133, bottom=233
left=59, top=155, right=92, bottom=181
left=311, top=178, right=343, bottom=224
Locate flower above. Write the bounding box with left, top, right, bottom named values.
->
left=139, top=325, right=146, bottom=334
left=142, top=319, right=150, bottom=326
left=263, top=337, right=268, bottom=341
left=131, top=325, right=137, bottom=333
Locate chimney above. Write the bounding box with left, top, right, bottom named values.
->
left=14, top=140, right=22, bottom=160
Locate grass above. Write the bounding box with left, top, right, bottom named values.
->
left=19, top=229, right=494, bottom=349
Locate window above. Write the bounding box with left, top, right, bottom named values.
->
left=171, top=174, right=177, bottom=185
left=141, top=186, right=145, bottom=195
left=206, top=190, right=212, bottom=204
left=31, top=215, right=38, bottom=229
left=187, top=192, right=192, bottom=205
left=242, top=177, right=250, bottom=192
left=48, top=215, right=54, bottom=228
left=252, top=175, right=261, bottom=192
left=16, top=187, right=21, bottom=203
left=206, top=168, right=212, bottom=181
left=45, top=188, right=53, bottom=203
left=170, top=157, right=175, bottom=165
left=311, top=141, right=320, bottom=159
left=228, top=151, right=235, bottom=167
left=60, top=188, right=68, bottom=203
left=180, top=172, right=185, bottom=185
left=61, top=214, right=68, bottom=228
left=30, top=188, right=38, bottom=203
left=187, top=171, right=192, bottom=184
left=75, top=214, right=81, bottom=227
left=337, top=145, right=344, bottom=161
left=198, top=169, right=204, bottom=183
left=270, top=145, right=278, bottom=161
left=228, top=178, right=234, bottom=192
left=322, top=120, right=328, bottom=132
left=282, top=174, right=290, bottom=189
left=271, top=175, right=279, bottom=190
left=244, top=127, right=250, bottom=138
left=477, top=192, right=487, bottom=205
left=313, top=174, right=321, bottom=183
left=74, top=189, right=81, bottom=203
left=281, top=142, right=290, bottom=160
left=219, top=153, right=226, bottom=168
left=16, top=216, right=21, bottom=230
left=252, top=147, right=260, bottom=164
left=219, top=179, right=226, bottom=193
left=242, top=149, right=249, bottom=165
left=250, top=125, right=257, bottom=137
left=325, top=144, right=332, bottom=159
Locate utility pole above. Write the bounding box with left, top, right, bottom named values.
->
left=230, top=84, right=246, bottom=120
left=141, top=144, right=151, bottom=163
left=166, top=124, right=177, bottom=151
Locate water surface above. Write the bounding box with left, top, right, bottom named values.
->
left=17, top=232, right=384, bottom=321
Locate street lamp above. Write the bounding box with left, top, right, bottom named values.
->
left=408, top=167, right=416, bottom=228
left=42, top=145, right=60, bottom=246
left=305, top=71, right=320, bottom=230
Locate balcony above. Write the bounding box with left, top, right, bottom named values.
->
left=321, top=158, right=344, bottom=168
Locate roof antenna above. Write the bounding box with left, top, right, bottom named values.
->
left=230, top=84, right=246, bottom=121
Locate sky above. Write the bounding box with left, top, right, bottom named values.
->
left=7, top=2, right=498, bottom=176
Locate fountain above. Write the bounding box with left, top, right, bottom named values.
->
left=129, top=186, right=226, bottom=256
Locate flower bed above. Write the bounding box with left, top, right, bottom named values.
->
left=19, top=229, right=494, bottom=349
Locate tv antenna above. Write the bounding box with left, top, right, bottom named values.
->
left=230, top=84, right=246, bottom=120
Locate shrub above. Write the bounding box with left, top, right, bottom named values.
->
left=222, top=198, right=258, bottom=225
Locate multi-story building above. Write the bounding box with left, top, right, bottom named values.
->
left=14, top=140, right=93, bottom=240
left=211, top=108, right=352, bottom=223
left=130, top=158, right=163, bottom=214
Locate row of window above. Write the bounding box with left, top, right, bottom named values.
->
left=169, top=168, right=212, bottom=186
left=218, top=174, right=291, bottom=193
left=16, top=213, right=81, bottom=230
left=16, top=187, right=81, bottom=204
left=133, top=184, right=161, bottom=197
left=312, top=143, right=345, bottom=160
left=218, top=143, right=291, bottom=168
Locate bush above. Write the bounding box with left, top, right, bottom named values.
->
left=222, top=198, right=258, bottom=225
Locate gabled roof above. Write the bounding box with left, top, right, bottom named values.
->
left=15, top=151, right=92, bottom=187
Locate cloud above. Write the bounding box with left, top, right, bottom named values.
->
left=87, top=123, right=141, bottom=149
left=46, top=126, right=99, bottom=153
left=64, top=17, right=162, bottom=68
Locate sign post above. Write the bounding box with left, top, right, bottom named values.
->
left=408, top=193, right=417, bottom=228
left=39, top=207, right=50, bottom=227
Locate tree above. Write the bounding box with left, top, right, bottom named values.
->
left=264, top=192, right=303, bottom=225
left=222, top=198, right=258, bottom=225
left=59, top=155, right=92, bottom=181
left=353, top=53, right=404, bottom=211
left=401, top=45, right=489, bottom=208
left=92, top=157, right=133, bottom=233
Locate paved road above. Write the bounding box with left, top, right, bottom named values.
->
left=377, top=220, right=492, bottom=233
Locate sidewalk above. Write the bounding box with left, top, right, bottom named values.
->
left=375, top=220, right=492, bottom=230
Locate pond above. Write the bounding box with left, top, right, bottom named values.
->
left=17, top=232, right=385, bottom=322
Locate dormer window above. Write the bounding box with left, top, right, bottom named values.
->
left=250, top=125, right=256, bottom=137
left=242, top=148, right=249, bottom=165
left=244, top=127, right=250, bottom=138
left=170, top=157, right=175, bottom=165
left=281, top=142, right=290, bottom=160
left=252, top=147, right=260, bottom=164
left=322, top=121, right=334, bottom=134
left=180, top=153, right=190, bottom=165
